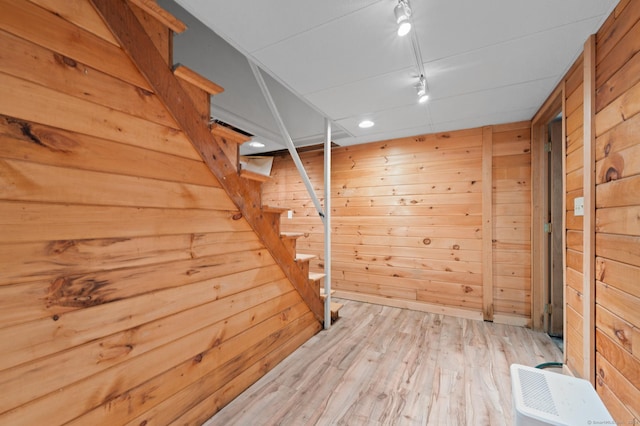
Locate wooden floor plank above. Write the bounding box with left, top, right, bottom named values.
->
left=204, top=299, right=563, bottom=426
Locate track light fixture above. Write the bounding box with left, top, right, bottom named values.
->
left=417, top=75, right=429, bottom=103
left=394, top=0, right=412, bottom=37
left=394, top=0, right=430, bottom=104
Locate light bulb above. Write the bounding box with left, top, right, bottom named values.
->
left=397, top=21, right=411, bottom=36
left=416, top=76, right=429, bottom=103
left=394, top=1, right=412, bottom=37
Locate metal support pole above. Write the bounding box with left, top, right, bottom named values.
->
left=323, top=118, right=332, bottom=329
left=248, top=61, right=325, bottom=222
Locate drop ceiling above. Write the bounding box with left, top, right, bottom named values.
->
left=159, top=0, right=618, bottom=154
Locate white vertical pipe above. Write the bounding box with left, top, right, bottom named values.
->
left=248, top=60, right=325, bottom=222
left=323, top=118, right=332, bottom=329
left=249, top=60, right=332, bottom=327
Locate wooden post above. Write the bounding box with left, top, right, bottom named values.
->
left=482, top=126, right=494, bottom=321
left=582, top=34, right=596, bottom=385
left=561, top=81, right=569, bottom=369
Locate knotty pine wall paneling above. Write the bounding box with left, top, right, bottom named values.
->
left=0, top=1, right=320, bottom=424
left=592, top=0, right=640, bottom=422
left=263, top=124, right=532, bottom=324
left=491, top=122, right=532, bottom=324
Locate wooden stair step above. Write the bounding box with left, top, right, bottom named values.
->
left=210, top=123, right=251, bottom=144
left=130, top=0, right=187, bottom=33
left=173, top=65, right=222, bottom=126
left=281, top=232, right=304, bottom=239
left=239, top=168, right=271, bottom=183
left=173, top=64, right=224, bottom=95
left=210, top=124, right=250, bottom=173
left=307, top=272, right=325, bottom=294
left=308, top=272, right=325, bottom=282
left=320, top=290, right=336, bottom=302
left=295, top=253, right=317, bottom=262
left=295, top=253, right=316, bottom=278
left=330, top=302, right=343, bottom=322
left=262, top=206, right=289, bottom=214
left=320, top=288, right=335, bottom=297
left=261, top=206, right=288, bottom=236
left=280, top=232, right=303, bottom=258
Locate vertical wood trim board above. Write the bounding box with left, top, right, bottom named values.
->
left=482, top=126, right=494, bottom=321
left=583, top=34, right=597, bottom=385
left=561, top=81, right=569, bottom=368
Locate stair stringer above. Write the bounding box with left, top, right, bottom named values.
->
left=91, top=0, right=324, bottom=323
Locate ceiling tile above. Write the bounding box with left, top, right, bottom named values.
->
left=336, top=102, right=432, bottom=136
left=430, top=106, right=539, bottom=134
left=175, top=0, right=381, bottom=53
left=305, top=67, right=421, bottom=120
left=252, top=1, right=415, bottom=95
left=413, top=0, right=617, bottom=62
left=333, top=121, right=434, bottom=146
left=424, top=16, right=604, bottom=100
left=428, top=77, right=556, bottom=124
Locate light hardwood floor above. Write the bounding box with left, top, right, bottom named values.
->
left=203, top=299, right=562, bottom=426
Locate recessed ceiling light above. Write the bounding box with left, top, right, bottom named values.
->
left=248, top=141, right=265, bottom=148
left=358, top=120, right=375, bottom=129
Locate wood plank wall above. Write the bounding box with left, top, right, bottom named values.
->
left=265, top=150, right=325, bottom=273
left=564, top=55, right=586, bottom=377
left=492, top=122, right=532, bottom=322
left=592, top=0, right=640, bottom=421
left=0, top=1, right=319, bottom=424
left=263, top=123, right=532, bottom=324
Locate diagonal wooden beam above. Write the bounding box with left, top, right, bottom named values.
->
left=90, top=0, right=323, bottom=322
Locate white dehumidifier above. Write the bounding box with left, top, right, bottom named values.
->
left=510, top=364, right=614, bottom=426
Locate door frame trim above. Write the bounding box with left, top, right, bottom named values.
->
left=531, top=84, right=564, bottom=333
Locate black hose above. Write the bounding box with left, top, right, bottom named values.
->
left=535, top=362, right=563, bottom=369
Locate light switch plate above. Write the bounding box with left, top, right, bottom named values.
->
left=574, top=197, right=584, bottom=216
left=287, top=210, right=293, bottom=219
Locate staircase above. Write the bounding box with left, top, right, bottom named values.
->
left=206, top=126, right=342, bottom=323
left=91, top=0, right=341, bottom=324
